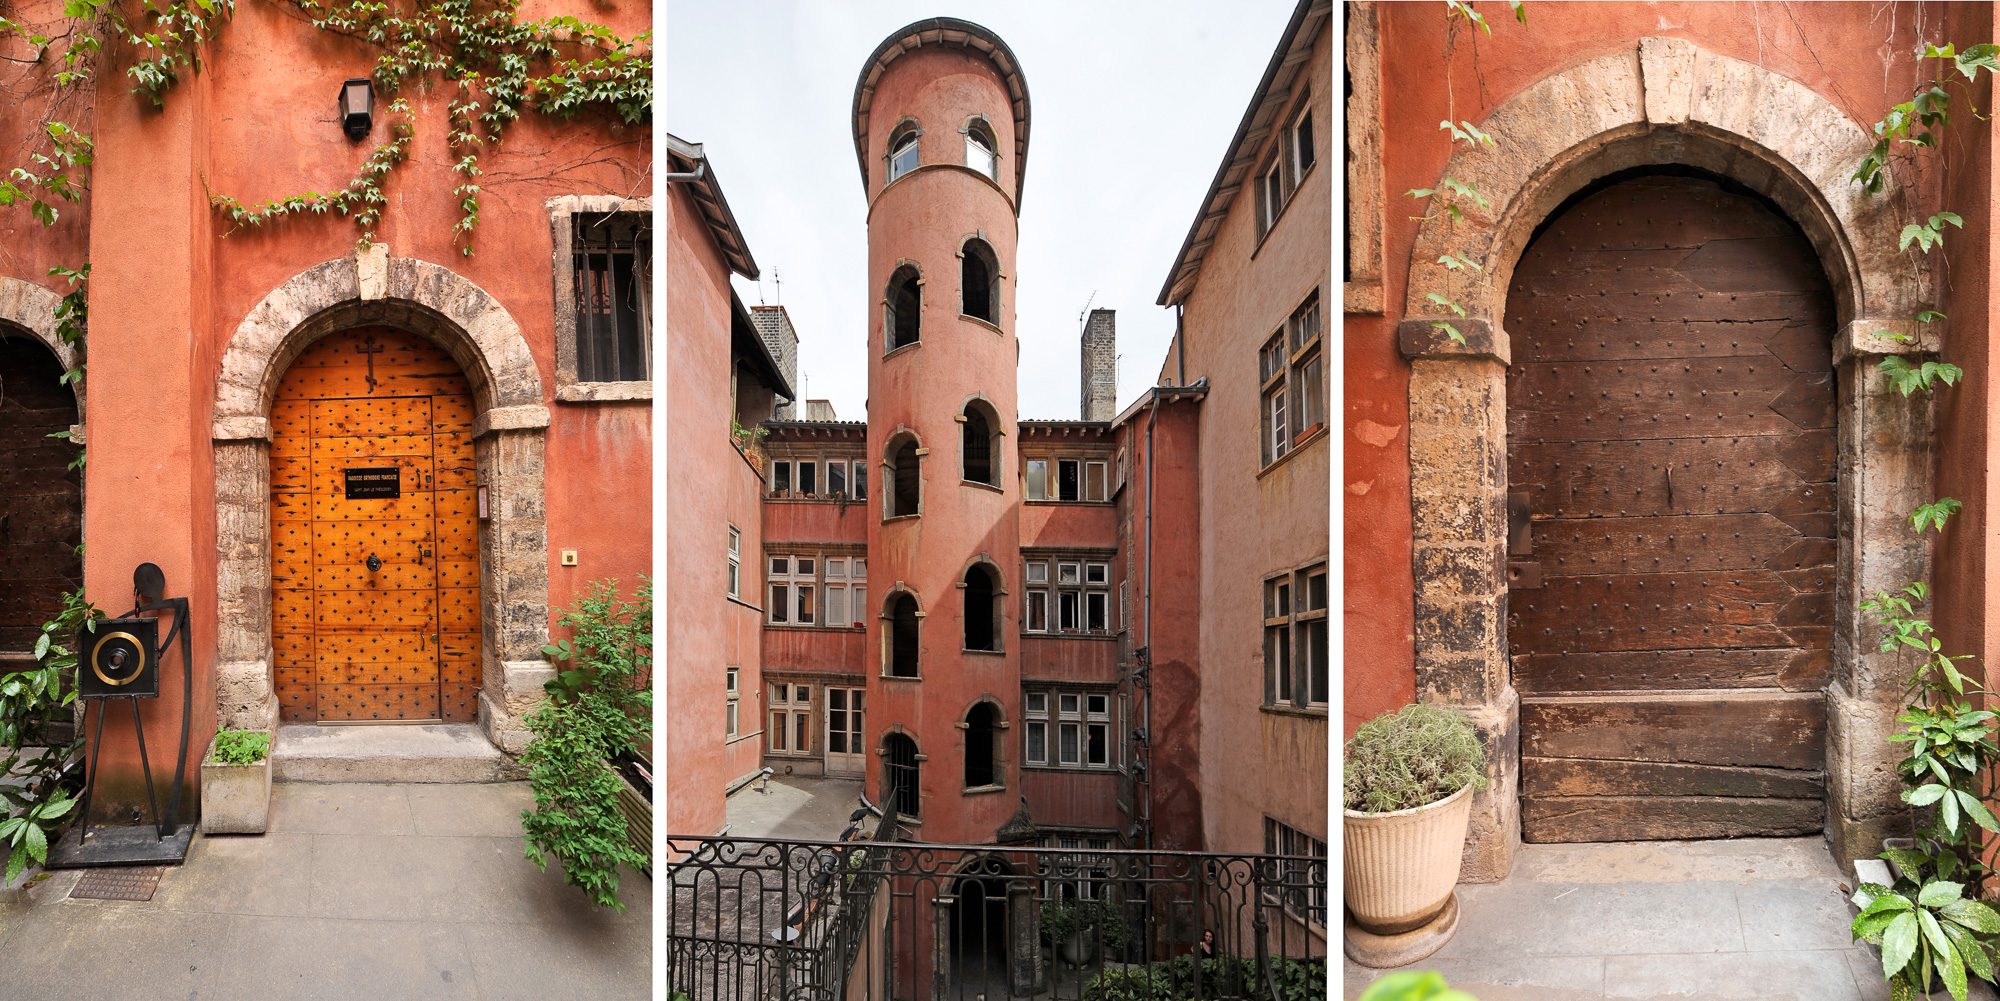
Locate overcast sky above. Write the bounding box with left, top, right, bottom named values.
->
left=665, top=0, right=1298, bottom=421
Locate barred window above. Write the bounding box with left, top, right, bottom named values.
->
left=572, top=212, right=652, bottom=382
left=1264, top=817, right=1327, bottom=928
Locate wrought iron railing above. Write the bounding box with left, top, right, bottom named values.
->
left=665, top=823, right=1328, bottom=1001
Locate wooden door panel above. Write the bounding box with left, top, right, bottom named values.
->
left=314, top=590, right=436, bottom=629
left=320, top=685, right=438, bottom=722
left=1523, top=756, right=1826, bottom=799
left=1515, top=648, right=1828, bottom=694
left=310, top=397, right=433, bottom=438
left=270, top=327, right=480, bottom=722
left=313, top=434, right=435, bottom=459
left=1506, top=176, right=1833, bottom=842
left=1521, top=692, right=1825, bottom=769
left=440, top=588, right=480, bottom=630
left=0, top=339, right=81, bottom=649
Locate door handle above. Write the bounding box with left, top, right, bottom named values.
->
left=1665, top=466, right=1674, bottom=510
left=414, top=540, right=428, bottom=568
left=366, top=553, right=382, bottom=572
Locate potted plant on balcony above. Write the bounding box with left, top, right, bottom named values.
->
left=1041, top=891, right=1128, bottom=968
left=1343, top=703, right=1488, bottom=966
left=200, top=728, right=273, bottom=834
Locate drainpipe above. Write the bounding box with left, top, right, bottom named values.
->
left=664, top=161, right=708, bottom=184
left=1141, top=389, right=1159, bottom=853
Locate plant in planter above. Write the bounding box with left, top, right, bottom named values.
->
left=1343, top=703, right=1488, bottom=956
left=1041, top=892, right=1129, bottom=967
left=201, top=728, right=273, bottom=834
left=522, top=576, right=652, bottom=909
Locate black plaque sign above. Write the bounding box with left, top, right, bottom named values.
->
left=344, top=466, right=402, bottom=499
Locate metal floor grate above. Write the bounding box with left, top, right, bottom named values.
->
left=69, top=866, right=164, bottom=901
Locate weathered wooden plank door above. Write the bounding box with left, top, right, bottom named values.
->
left=0, top=336, right=81, bottom=651
left=1505, top=175, right=1834, bottom=842
left=272, top=327, right=481, bottom=723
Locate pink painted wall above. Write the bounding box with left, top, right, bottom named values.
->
left=663, top=173, right=731, bottom=836
left=862, top=43, right=1025, bottom=844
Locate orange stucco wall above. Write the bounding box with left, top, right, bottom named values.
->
left=53, top=0, right=649, bottom=818
left=1347, top=2, right=1952, bottom=744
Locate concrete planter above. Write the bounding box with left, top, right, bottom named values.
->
left=1343, top=781, right=1475, bottom=935
left=200, top=732, right=272, bottom=834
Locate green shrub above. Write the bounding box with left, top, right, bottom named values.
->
left=1081, top=954, right=1326, bottom=1001
left=1344, top=703, right=1488, bottom=813
left=209, top=729, right=270, bottom=765
left=1358, top=971, right=1478, bottom=1001
left=522, top=577, right=651, bottom=910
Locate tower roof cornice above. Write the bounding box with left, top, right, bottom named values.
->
left=851, top=17, right=1032, bottom=206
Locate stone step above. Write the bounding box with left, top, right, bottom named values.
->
left=272, top=724, right=516, bottom=783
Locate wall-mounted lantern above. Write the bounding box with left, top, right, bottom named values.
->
left=338, top=78, right=374, bottom=141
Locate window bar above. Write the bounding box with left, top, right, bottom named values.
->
left=603, top=221, right=622, bottom=384
left=633, top=231, right=652, bottom=379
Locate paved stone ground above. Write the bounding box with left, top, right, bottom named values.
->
left=0, top=782, right=649, bottom=1000
left=1343, top=838, right=1999, bottom=1001
left=725, top=774, right=866, bottom=841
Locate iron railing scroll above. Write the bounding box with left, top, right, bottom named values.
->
left=665, top=827, right=1327, bottom=1001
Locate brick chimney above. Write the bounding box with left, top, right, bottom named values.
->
left=1081, top=308, right=1116, bottom=421
left=749, top=305, right=800, bottom=419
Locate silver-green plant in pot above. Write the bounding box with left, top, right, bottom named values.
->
left=1343, top=703, right=1488, bottom=956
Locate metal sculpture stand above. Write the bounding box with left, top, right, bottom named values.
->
left=47, top=565, right=197, bottom=867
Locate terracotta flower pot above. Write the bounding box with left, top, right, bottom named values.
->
left=1343, top=781, right=1475, bottom=934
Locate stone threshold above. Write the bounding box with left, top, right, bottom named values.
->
left=271, top=723, right=519, bottom=784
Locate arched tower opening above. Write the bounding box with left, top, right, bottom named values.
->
left=886, top=264, right=923, bottom=352
left=883, top=731, right=921, bottom=817
left=961, top=399, right=1001, bottom=486
left=960, top=238, right=1000, bottom=325
left=887, top=592, right=921, bottom=678
left=963, top=701, right=999, bottom=787
left=963, top=563, right=999, bottom=651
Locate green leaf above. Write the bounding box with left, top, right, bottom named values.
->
left=1908, top=784, right=1949, bottom=807
left=1508, top=0, right=1526, bottom=24
left=32, top=632, right=49, bottom=660
left=1886, top=910, right=1921, bottom=978
left=1941, top=898, right=2000, bottom=934
left=23, top=823, right=44, bottom=866
left=1943, top=920, right=1994, bottom=983
left=1958, top=790, right=2000, bottom=833
left=1923, top=881, right=1967, bottom=908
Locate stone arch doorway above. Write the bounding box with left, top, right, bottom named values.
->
left=1505, top=170, right=1836, bottom=842
left=947, top=855, right=1015, bottom=995
left=269, top=326, right=482, bottom=722
left=1400, top=38, right=1932, bottom=875
left=0, top=327, right=81, bottom=653
left=212, top=249, right=550, bottom=752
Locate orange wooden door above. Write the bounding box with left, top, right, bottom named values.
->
left=272, top=327, right=481, bottom=722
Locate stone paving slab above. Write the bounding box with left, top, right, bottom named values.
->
left=1343, top=838, right=2000, bottom=1001
left=0, top=782, right=648, bottom=1000
left=724, top=774, right=866, bottom=841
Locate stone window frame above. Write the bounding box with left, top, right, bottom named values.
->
left=1343, top=0, right=1384, bottom=314
left=955, top=232, right=1004, bottom=330
left=883, top=260, right=926, bottom=355
left=960, top=114, right=1001, bottom=181
left=957, top=694, right=1010, bottom=792
left=956, top=554, right=1010, bottom=654
left=958, top=394, right=1006, bottom=490
left=885, top=117, right=924, bottom=187
left=548, top=193, right=652, bottom=402
left=881, top=427, right=925, bottom=520
left=880, top=585, right=925, bottom=679
left=1398, top=37, right=1935, bottom=881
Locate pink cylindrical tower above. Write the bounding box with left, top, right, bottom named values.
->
left=853, top=18, right=1030, bottom=844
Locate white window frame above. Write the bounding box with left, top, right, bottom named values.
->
left=965, top=129, right=997, bottom=179
left=727, top=526, right=741, bottom=599
left=769, top=682, right=814, bottom=755
left=1265, top=817, right=1328, bottom=929
left=1261, top=291, right=1324, bottom=468
left=1024, top=688, right=1114, bottom=771
left=767, top=554, right=817, bottom=625
left=725, top=668, right=740, bottom=738
left=888, top=128, right=921, bottom=183
left=1023, top=558, right=1109, bottom=636
left=768, top=552, right=865, bottom=628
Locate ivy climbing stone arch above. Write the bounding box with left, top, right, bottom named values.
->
left=1399, top=36, right=1933, bottom=879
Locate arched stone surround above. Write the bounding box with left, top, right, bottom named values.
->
left=0, top=275, right=86, bottom=425
left=1401, top=38, right=1932, bottom=878
left=210, top=245, right=553, bottom=755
